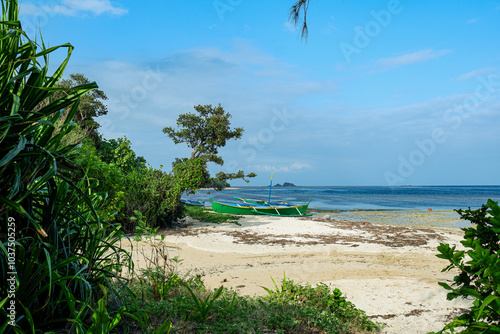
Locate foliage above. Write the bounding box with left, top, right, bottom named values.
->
left=134, top=228, right=183, bottom=302
left=84, top=285, right=125, bottom=334
left=71, top=139, right=127, bottom=219
left=71, top=135, right=183, bottom=232
left=183, top=283, right=224, bottom=323
left=184, top=205, right=241, bottom=225
left=97, top=136, right=146, bottom=172
left=120, top=166, right=183, bottom=231
left=132, top=209, right=157, bottom=241
left=163, top=103, right=256, bottom=192
left=125, top=271, right=381, bottom=333
left=0, top=1, right=133, bottom=332
left=173, top=157, right=210, bottom=192
left=55, top=73, right=108, bottom=146
left=163, top=103, right=243, bottom=163
left=289, top=0, right=311, bottom=40
left=142, top=266, right=181, bottom=302
left=433, top=199, right=500, bottom=333
left=211, top=178, right=230, bottom=189
left=262, top=274, right=380, bottom=333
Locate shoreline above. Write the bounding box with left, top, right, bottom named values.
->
left=127, top=214, right=471, bottom=334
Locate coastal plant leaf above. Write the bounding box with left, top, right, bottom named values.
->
left=477, top=295, right=500, bottom=320
left=0, top=134, right=25, bottom=167
left=154, top=319, right=172, bottom=334
left=436, top=200, right=500, bottom=332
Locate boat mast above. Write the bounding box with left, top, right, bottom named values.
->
left=268, top=173, right=273, bottom=204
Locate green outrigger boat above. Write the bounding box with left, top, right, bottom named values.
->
left=210, top=197, right=311, bottom=217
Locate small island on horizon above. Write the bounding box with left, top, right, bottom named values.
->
left=274, top=182, right=296, bottom=187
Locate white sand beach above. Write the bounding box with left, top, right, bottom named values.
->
left=127, top=213, right=472, bottom=334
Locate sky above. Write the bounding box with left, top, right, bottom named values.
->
left=19, top=0, right=500, bottom=186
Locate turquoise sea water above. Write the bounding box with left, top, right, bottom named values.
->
left=184, top=186, right=500, bottom=228
left=187, top=185, right=500, bottom=211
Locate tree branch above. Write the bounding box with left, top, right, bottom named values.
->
left=289, top=0, right=311, bottom=40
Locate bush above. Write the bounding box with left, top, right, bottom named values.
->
left=184, top=206, right=241, bottom=224
left=121, top=166, right=184, bottom=231
left=126, top=272, right=381, bottom=333
left=72, top=137, right=184, bottom=232
left=0, top=2, right=133, bottom=331
left=434, top=199, right=500, bottom=333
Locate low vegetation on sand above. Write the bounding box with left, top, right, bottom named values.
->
left=125, top=223, right=382, bottom=333
left=183, top=206, right=242, bottom=225
left=3, top=0, right=500, bottom=332
left=124, top=274, right=381, bottom=333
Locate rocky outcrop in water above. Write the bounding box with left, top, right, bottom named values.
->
left=274, top=182, right=296, bottom=187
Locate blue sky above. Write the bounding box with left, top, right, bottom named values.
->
left=20, top=0, right=500, bottom=186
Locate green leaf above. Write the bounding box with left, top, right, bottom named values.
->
left=154, top=319, right=172, bottom=334
left=477, top=295, right=500, bottom=320
left=0, top=134, right=26, bottom=167
left=438, top=282, right=453, bottom=291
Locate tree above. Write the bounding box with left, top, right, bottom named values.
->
left=163, top=104, right=256, bottom=191
left=164, top=104, right=242, bottom=164
left=56, top=73, right=109, bottom=146
left=98, top=136, right=147, bottom=171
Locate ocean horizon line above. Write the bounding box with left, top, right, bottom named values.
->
left=229, top=184, right=500, bottom=188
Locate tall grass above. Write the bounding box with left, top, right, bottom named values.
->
left=0, top=1, right=133, bottom=331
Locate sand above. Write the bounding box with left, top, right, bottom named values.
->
left=126, top=213, right=472, bottom=334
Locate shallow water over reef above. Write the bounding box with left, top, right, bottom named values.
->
left=327, top=209, right=464, bottom=229
left=184, top=185, right=500, bottom=229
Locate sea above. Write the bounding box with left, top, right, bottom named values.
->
left=184, top=185, right=500, bottom=228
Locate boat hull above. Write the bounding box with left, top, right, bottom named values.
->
left=234, top=197, right=290, bottom=206
left=181, top=199, right=205, bottom=207
left=211, top=198, right=309, bottom=216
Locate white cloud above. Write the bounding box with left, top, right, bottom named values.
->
left=377, top=49, right=452, bottom=71
left=69, top=40, right=338, bottom=173
left=455, top=68, right=497, bottom=81
left=21, top=0, right=127, bottom=17
left=252, top=163, right=313, bottom=173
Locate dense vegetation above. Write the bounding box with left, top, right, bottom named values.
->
left=0, top=1, right=134, bottom=331
left=127, top=254, right=381, bottom=334
left=2, top=0, right=498, bottom=333
left=432, top=199, right=500, bottom=333
left=0, top=1, right=380, bottom=333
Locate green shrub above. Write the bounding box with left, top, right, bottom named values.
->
left=121, top=166, right=183, bottom=231
left=72, top=138, right=184, bottom=232
left=72, top=139, right=127, bottom=219
left=184, top=205, right=241, bottom=224
left=262, top=274, right=380, bottom=333
left=0, top=2, right=133, bottom=331
left=125, top=272, right=380, bottom=333
left=434, top=199, right=500, bottom=333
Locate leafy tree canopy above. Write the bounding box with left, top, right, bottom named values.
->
left=163, top=104, right=242, bottom=165
left=56, top=73, right=109, bottom=145
left=98, top=136, right=147, bottom=172
left=163, top=104, right=256, bottom=191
